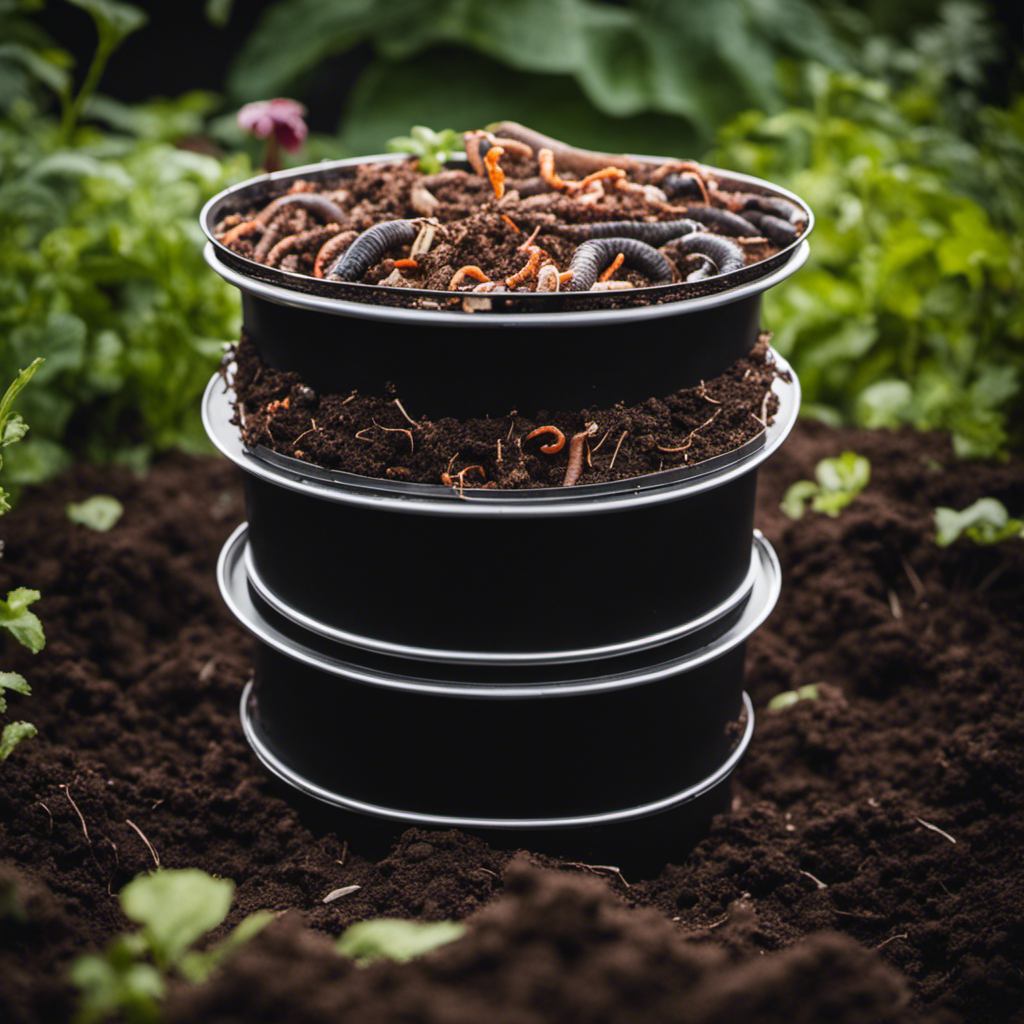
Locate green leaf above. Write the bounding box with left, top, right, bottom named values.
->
left=0, top=41, right=71, bottom=96
left=0, top=671, right=31, bottom=715
left=780, top=479, right=818, bottom=520
left=66, top=495, right=124, bottom=532
left=0, top=721, right=36, bottom=761
left=120, top=869, right=234, bottom=969
left=0, top=587, right=44, bottom=653
left=815, top=451, right=871, bottom=495
left=66, top=0, right=147, bottom=46
left=336, top=919, right=466, bottom=964
left=934, top=497, right=1024, bottom=547
left=178, top=910, right=276, bottom=984
left=70, top=945, right=164, bottom=1024
left=0, top=358, right=42, bottom=438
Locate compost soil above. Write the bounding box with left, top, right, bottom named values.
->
left=1, top=422, right=1023, bottom=1023
left=212, top=151, right=790, bottom=298
left=230, top=332, right=782, bottom=487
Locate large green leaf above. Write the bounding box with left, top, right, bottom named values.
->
left=120, top=869, right=234, bottom=969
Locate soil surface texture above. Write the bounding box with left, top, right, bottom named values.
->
left=212, top=141, right=800, bottom=302
left=1, top=422, right=1023, bottom=1023
left=231, top=332, right=783, bottom=487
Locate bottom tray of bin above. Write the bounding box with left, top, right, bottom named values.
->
left=218, top=525, right=778, bottom=870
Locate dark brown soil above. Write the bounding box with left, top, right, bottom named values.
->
left=2, top=422, right=1023, bottom=1023
left=213, top=153, right=789, bottom=296
left=231, top=332, right=783, bottom=487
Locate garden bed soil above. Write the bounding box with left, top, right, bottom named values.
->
left=230, top=332, right=783, bottom=486
left=2, top=421, right=1023, bottom=1023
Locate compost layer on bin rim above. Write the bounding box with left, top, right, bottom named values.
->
left=1, top=422, right=1023, bottom=1023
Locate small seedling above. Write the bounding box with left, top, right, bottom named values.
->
left=766, top=684, right=820, bottom=712
left=67, top=496, right=124, bottom=532
left=781, top=452, right=871, bottom=519
left=336, top=918, right=466, bottom=964
left=71, top=869, right=274, bottom=1023
left=1, top=359, right=45, bottom=763
left=386, top=125, right=459, bottom=174
left=933, top=497, right=1024, bottom=547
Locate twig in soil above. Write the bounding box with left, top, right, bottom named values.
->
left=562, top=423, right=598, bottom=486
left=501, top=213, right=520, bottom=233
left=337, top=840, right=348, bottom=867
left=561, top=861, right=630, bottom=888
left=506, top=418, right=516, bottom=442
left=977, top=561, right=1011, bottom=594
left=901, top=556, right=926, bottom=599
left=696, top=380, right=722, bottom=405
left=608, top=430, right=628, bottom=470
left=916, top=818, right=957, bottom=844
left=591, top=428, right=611, bottom=454
left=876, top=932, right=909, bottom=949
left=393, top=398, right=419, bottom=427
left=61, top=784, right=91, bottom=846
left=104, top=838, right=119, bottom=896
left=323, top=884, right=362, bottom=903
left=517, top=224, right=542, bottom=251
left=125, top=819, right=161, bottom=870
left=887, top=589, right=904, bottom=619
left=657, top=411, right=721, bottom=453
left=34, top=801, right=53, bottom=834
left=496, top=439, right=502, bottom=463
left=291, top=423, right=320, bottom=449
left=799, top=869, right=828, bottom=890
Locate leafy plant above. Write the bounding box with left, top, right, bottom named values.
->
left=224, top=0, right=850, bottom=155
left=934, top=497, right=1024, bottom=547
left=336, top=918, right=466, bottom=964
left=781, top=452, right=871, bottom=519
left=710, top=4, right=1024, bottom=456
left=71, top=869, right=274, bottom=1024
left=386, top=124, right=458, bottom=173
left=0, top=359, right=45, bottom=762
left=0, top=1, right=248, bottom=485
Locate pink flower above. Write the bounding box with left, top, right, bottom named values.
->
left=237, top=98, right=308, bottom=154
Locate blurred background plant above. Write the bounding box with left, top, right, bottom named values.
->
left=1, top=0, right=1021, bottom=488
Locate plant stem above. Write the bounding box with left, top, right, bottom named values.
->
left=59, top=29, right=114, bottom=145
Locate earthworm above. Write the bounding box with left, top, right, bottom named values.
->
left=324, top=220, right=421, bottom=281
left=738, top=209, right=799, bottom=246
left=506, top=246, right=545, bottom=288
left=683, top=206, right=760, bottom=238
left=599, top=252, right=625, bottom=282
left=562, top=424, right=598, bottom=486
left=256, top=192, right=346, bottom=226
left=504, top=176, right=550, bottom=198
left=660, top=171, right=709, bottom=204
left=484, top=146, right=505, bottom=199
left=488, top=122, right=636, bottom=176
left=556, top=219, right=702, bottom=245
left=525, top=425, right=566, bottom=454
left=219, top=219, right=263, bottom=246
left=538, top=148, right=577, bottom=191
left=449, top=265, right=490, bottom=289
left=265, top=223, right=341, bottom=269
left=563, top=238, right=674, bottom=291
left=313, top=230, right=358, bottom=277
left=738, top=193, right=806, bottom=226
left=664, top=234, right=745, bottom=279
left=578, top=166, right=627, bottom=190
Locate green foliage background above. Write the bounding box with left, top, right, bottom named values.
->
left=0, top=0, right=1021, bottom=483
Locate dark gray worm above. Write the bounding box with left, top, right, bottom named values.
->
left=737, top=193, right=806, bottom=227
left=564, top=238, right=674, bottom=291
left=256, top=192, right=347, bottom=225
left=324, top=220, right=421, bottom=282
left=660, top=173, right=705, bottom=200
left=664, top=234, right=745, bottom=281
left=555, top=219, right=702, bottom=244
left=682, top=206, right=760, bottom=238
left=737, top=209, right=799, bottom=246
